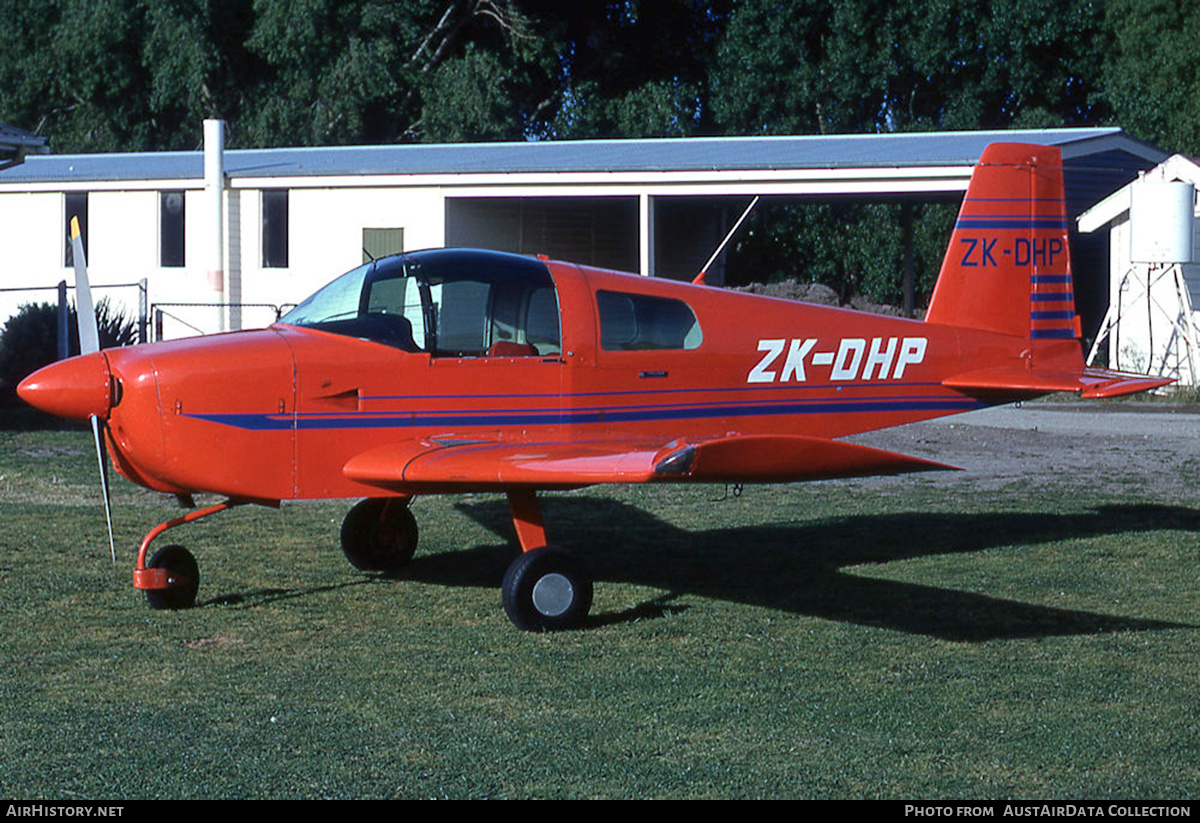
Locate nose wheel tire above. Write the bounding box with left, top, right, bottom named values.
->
left=501, top=546, right=592, bottom=632
left=340, top=498, right=419, bottom=574
left=144, top=544, right=199, bottom=610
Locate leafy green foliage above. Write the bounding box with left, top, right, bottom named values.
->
left=420, top=44, right=528, bottom=142
left=710, top=0, right=1108, bottom=136
left=0, top=0, right=552, bottom=149
left=528, top=0, right=726, bottom=139
left=1101, top=0, right=1200, bottom=155
left=724, top=202, right=958, bottom=309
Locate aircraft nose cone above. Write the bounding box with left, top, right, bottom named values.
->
left=17, top=351, right=112, bottom=421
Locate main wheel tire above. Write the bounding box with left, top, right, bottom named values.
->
left=501, top=546, right=592, bottom=632
left=340, top=498, right=418, bottom=575
left=144, top=544, right=199, bottom=610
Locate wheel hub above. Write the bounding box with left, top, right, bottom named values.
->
left=531, top=572, right=575, bottom=617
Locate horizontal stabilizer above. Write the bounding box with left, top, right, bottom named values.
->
left=943, top=366, right=1174, bottom=399
left=343, top=434, right=959, bottom=490
left=1077, top=368, right=1176, bottom=399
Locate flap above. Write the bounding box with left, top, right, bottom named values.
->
left=343, top=438, right=669, bottom=488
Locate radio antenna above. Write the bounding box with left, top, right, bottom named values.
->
left=693, top=196, right=760, bottom=285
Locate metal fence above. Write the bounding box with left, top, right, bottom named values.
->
left=151, top=302, right=293, bottom=340
left=1, top=280, right=295, bottom=357
left=0, top=279, right=148, bottom=359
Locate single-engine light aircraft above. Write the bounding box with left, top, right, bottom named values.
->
left=19, top=143, right=1171, bottom=630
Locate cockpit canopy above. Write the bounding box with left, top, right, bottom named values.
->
left=280, top=249, right=561, bottom=357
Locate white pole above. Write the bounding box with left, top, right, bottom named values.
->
left=204, top=119, right=226, bottom=331
left=639, top=193, right=654, bottom=276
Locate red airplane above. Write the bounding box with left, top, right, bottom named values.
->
left=18, top=143, right=1170, bottom=631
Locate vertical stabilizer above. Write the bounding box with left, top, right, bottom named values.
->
left=925, top=144, right=1081, bottom=342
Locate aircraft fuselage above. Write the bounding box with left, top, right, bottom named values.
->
left=87, top=257, right=1028, bottom=502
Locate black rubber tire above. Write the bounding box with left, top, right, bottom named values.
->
left=501, top=546, right=592, bottom=632
left=144, top=544, right=199, bottom=610
left=340, top=498, right=418, bottom=574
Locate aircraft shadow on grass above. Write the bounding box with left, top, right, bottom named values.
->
left=363, top=495, right=1200, bottom=642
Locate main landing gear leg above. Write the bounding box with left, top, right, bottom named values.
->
left=133, top=498, right=262, bottom=610
left=500, top=489, right=593, bottom=632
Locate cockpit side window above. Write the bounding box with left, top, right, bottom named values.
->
left=596, top=290, right=702, bottom=351
left=431, top=279, right=490, bottom=355
left=279, top=262, right=421, bottom=352
left=279, top=250, right=562, bottom=357
left=364, top=272, right=425, bottom=349
left=524, top=287, right=561, bottom=356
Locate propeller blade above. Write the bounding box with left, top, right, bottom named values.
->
left=90, top=415, right=116, bottom=565
left=70, top=216, right=100, bottom=355
left=72, top=219, right=115, bottom=563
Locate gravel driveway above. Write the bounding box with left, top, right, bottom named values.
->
left=850, top=401, right=1200, bottom=498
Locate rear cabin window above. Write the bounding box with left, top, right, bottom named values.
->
left=597, top=290, right=702, bottom=351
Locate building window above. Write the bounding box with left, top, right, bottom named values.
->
left=362, top=227, right=404, bottom=263
left=64, top=192, right=88, bottom=267
left=160, top=191, right=186, bottom=267
left=262, top=189, right=289, bottom=268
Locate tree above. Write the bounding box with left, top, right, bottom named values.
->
left=0, top=0, right=153, bottom=151
left=709, top=0, right=1108, bottom=136
left=708, top=0, right=1111, bottom=304
left=521, top=0, right=730, bottom=139
left=1101, top=0, right=1200, bottom=155
left=0, top=0, right=555, bottom=151
left=209, top=0, right=556, bottom=146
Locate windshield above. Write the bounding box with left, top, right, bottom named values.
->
left=279, top=249, right=561, bottom=357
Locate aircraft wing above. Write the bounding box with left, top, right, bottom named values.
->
left=342, top=433, right=959, bottom=490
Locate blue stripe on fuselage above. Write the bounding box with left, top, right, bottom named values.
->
left=186, top=395, right=986, bottom=432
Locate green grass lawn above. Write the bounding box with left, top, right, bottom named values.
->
left=1, top=427, right=1197, bottom=799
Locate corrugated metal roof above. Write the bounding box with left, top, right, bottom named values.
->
left=0, top=128, right=1165, bottom=185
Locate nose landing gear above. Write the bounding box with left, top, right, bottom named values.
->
left=133, top=498, right=258, bottom=610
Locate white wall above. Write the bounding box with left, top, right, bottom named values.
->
left=0, top=189, right=163, bottom=331
left=260, top=184, right=446, bottom=306
left=0, top=183, right=450, bottom=341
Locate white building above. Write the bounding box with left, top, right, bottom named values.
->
left=0, top=124, right=1165, bottom=340
left=1078, top=155, right=1200, bottom=386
